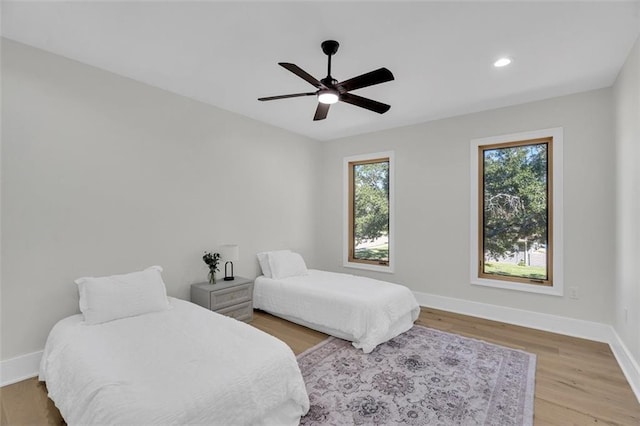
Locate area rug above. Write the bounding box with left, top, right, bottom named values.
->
left=297, top=325, right=536, bottom=425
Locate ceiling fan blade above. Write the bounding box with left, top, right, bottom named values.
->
left=340, top=93, right=391, bottom=114
left=337, top=68, right=394, bottom=93
left=258, top=92, right=316, bottom=101
left=313, top=103, right=330, bottom=121
left=279, top=63, right=325, bottom=89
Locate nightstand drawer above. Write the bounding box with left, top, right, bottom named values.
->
left=210, top=282, right=253, bottom=310
left=216, top=301, right=253, bottom=322
left=191, top=277, right=254, bottom=321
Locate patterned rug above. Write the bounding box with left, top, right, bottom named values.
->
left=297, top=325, right=535, bottom=425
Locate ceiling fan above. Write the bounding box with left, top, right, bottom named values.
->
left=258, top=40, right=394, bottom=121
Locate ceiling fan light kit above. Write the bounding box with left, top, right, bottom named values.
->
left=258, top=40, right=394, bottom=121
left=318, top=90, right=339, bottom=104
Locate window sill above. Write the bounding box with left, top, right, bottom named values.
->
left=344, top=261, right=394, bottom=274
left=471, top=277, right=563, bottom=296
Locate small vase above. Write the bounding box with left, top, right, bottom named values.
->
left=208, top=270, right=216, bottom=284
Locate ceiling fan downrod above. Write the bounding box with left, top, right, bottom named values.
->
left=321, top=40, right=340, bottom=81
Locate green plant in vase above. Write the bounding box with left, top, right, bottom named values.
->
left=203, top=251, right=221, bottom=284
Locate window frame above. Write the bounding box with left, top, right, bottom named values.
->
left=343, top=151, right=395, bottom=273
left=470, top=128, right=563, bottom=296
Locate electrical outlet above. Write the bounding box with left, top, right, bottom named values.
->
left=624, top=308, right=628, bottom=323
left=569, top=287, right=578, bottom=299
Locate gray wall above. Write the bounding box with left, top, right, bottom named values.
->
left=316, top=88, right=615, bottom=324
left=613, top=35, right=640, bottom=363
left=1, top=39, right=320, bottom=359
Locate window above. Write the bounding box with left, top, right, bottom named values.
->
left=344, top=152, right=394, bottom=272
left=470, top=128, right=563, bottom=295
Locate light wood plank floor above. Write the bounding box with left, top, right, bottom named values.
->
left=2, top=307, right=639, bottom=425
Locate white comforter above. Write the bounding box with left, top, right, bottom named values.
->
left=39, top=297, right=309, bottom=425
left=254, top=269, right=420, bottom=353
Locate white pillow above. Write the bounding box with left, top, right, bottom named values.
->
left=268, top=251, right=308, bottom=279
left=75, top=265, right=170, bottom=325
left=256, top=250, right=290, bottom=278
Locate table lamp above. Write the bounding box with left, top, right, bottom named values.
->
left=220, top=244, right=239, bottom=281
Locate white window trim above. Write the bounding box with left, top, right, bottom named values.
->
left=343, top=151, right=395, bottom=273
left=470, top=128, right=564, bottom=296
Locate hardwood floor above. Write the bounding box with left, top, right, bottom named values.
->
left=0, top=377, right=63, bottom=425
left=2, top=307, right=639, bottom=425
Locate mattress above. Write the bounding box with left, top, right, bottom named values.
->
left=254, top=269, right=420, bottom=353
left=39, top=297, right=309, bottom=425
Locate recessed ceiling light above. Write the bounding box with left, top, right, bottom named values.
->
left=494, top=58, right=512, bottom=68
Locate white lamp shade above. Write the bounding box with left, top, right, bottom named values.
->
left=220, top=244, right=239, bottom=262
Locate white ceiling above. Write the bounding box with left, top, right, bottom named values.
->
left=2, top=1, right=639, bottom=141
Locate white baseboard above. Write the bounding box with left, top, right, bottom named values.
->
left=609, top=328, right=640, bottom=404
left=413, top=291, right=612, bottom=342
left=414, top=290, right=640, bottom=403
left=1, top=350, right=42, bottom=387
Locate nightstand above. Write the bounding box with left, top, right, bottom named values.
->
left=190, top=277, right=254, bottom=322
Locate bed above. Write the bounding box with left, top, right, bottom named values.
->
left=39, top=266, right=309, bottom=425
left=254, top=251, right=420, bottom=353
